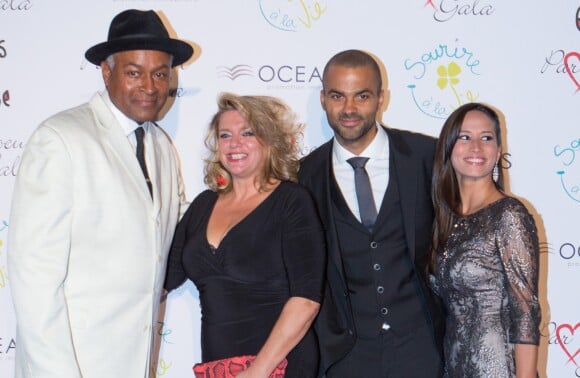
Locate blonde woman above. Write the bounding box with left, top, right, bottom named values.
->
left=165, top=93, right=326, bottom=377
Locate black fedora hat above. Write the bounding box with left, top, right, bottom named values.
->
left=85, top=9, right=193, bottom=67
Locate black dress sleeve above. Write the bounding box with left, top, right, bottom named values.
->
left=164, top=204, right=192, bottom=292
left=164, top=190, right=215, bottom=292
left=281, top=184, right=327, bottom=303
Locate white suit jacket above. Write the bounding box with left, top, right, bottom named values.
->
left=8, top=92, right=186, bottom=378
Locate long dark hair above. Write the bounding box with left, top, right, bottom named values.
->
left=431, top=102, right=505, bottom=263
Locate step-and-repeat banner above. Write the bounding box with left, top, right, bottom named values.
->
left=1, top=1, right=579, bottom=377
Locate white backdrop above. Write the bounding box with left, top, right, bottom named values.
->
left=1, top=1, right=579, bottom=377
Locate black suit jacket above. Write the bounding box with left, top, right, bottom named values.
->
left=298, top=126, right=444, bottom=375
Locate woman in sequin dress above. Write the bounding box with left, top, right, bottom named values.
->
left=430, top=103, right=540, bottom=377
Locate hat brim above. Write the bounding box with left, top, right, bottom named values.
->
left=85, top=37, right=193, bottom=67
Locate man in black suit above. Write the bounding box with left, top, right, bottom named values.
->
left=299, top=49, right=444, bottom=377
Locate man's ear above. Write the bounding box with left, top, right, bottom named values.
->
left=320, top=89, right=326, bottom=111
left=100, top=61, right=111, bottom=87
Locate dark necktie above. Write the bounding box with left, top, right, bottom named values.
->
left=135, top=126, right=152, bottom=198
left=347, top=157, right=377, bottom=230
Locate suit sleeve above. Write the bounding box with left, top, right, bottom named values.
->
left=172, top=142, right=190, bottom=220
left=8, top=125, right=82, bottom=377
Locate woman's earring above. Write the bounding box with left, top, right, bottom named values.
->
left=493, top=161, right=499, bottom=181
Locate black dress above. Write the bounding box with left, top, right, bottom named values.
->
left=165, top=181, right=326, bottom=377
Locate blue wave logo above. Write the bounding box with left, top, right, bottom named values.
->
left=217, top=65, right=254, bottom=80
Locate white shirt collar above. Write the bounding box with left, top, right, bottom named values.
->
left=101, top=90, right=148, bottom=136
left=332, top=123, right=389, bottom=163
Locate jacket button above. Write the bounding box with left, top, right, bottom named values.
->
left=381, top=307, right=388, bottom=315
left=373, top=263, right=381, bottom=271
left=370, top=241, right=378, bottom=248
left=377, top=286, right=384, bottom=294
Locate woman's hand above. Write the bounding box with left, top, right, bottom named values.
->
left=515, top=343, right=538, bottom=378
left=235, top=296, right=320, bottom=377
left=234, top=366, right=268, bottom=378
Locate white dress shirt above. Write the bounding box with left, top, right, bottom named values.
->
left=332, top=124, right=390, bottom=222
left=101, top=90, right=151, bottom=150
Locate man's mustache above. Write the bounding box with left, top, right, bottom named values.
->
left=339, top=113, right=362, bottom=121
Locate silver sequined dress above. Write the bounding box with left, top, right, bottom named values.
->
left=434, top=197, right=540, bottom=377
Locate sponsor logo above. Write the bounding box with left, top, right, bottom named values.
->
left=499, top=152, right=511, bottom=169
left=424, top=0, right=495, bottom=22
left=404, top=39, right=482, bottom=120
left=156, top=321, right=174, bottom=344
left=1, top=40, right=11, bottom=109
left=553, top=136, right=580, bottom=203
left=541, top=321, right=580, bottom=376
left=564, top=52, right=580, bottom=93
left=557, top=323, right=580, bottom=367
left=151, top=358, right=172, bottom=376
left=0, top=336, right=16, bottom=356
left=543, top=240, right=580, bottom=269
left=0, top=0, right=32, bottom=11
left=217, top=64, right=322, bottom=89
left=152, top=322, right=173, bottom=376
left=0, top=138, right=24, bottom=177
left=541, top=50, right=580, bottom=75
left=540, top=49, right=580, bottom=93
left=217, top=65, right=253, bottom=80
left=168, top=87, right=200, bottom=98
left=0, top=90, right=10, bottom=108
left=258, top=0, right=327, bottom=32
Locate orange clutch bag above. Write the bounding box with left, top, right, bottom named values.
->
left=193, top=355, right=287, bottom=378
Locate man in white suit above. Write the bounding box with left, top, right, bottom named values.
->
left=8, top=9, right=193, bottom=377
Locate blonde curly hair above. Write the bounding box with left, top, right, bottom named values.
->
left=204, top=92, right=304, bottom=193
